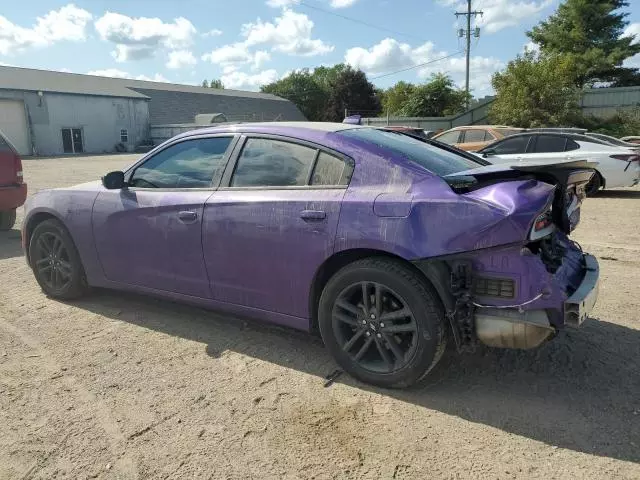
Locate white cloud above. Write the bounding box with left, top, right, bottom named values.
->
left=266, top=0, right=300, bottom=6
left=202, top=43, right=271, bottom=70
left=330, top=0, right=359, bottom=7
left=624, top=23, right=640, bottom=45
left=202, top=28, right=223, bottom=37
left=345, top=38, right=447, bottom=74
left=441, top=0, right=553, bottom=34
left=266, top=0, right=358, bottom=7
left=94, top=12, right=196, bottom=62
left=166, top=49, right=197, bottom=69
left=242, top=9, right=333, bottom=56
left=220, top=69, right=279, bottom=90
left=522, top=41, right=540, bottom=54
left=346, top=37, right=502, bottom=96
left=0, top=4, right=92, bottom=55
left=87, top=69, right=170, bottom=82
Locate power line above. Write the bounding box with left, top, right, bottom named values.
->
left=455, top=0, right=483, bottom=107
left=299, top=1, right=426, bottom=42
left=370, top=51, right=465, bottom=80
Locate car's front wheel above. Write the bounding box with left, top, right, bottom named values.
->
left=318, top=258, right=447, bottom=388
left=0, top=209, right=16, bottom=231
left=29, top=219, right=88, bottom=299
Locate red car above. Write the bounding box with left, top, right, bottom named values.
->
left=0, top=129, right=27, bottom=230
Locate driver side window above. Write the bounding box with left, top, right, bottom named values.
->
left=130, top=137, right=233, bottom=188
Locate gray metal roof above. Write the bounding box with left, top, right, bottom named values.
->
left=0, top=66, right=287, bottom=101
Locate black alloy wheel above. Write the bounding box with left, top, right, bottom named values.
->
left=332, top=281, right=418, bottom=373
left=29, top=219, right=88, bottom=299
left=319, top=258, right=447, bottom=388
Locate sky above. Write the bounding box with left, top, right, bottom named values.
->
left=1, top=0, right=638, bottom=97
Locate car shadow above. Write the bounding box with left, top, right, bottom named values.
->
left=595, top=189, right=640, bottom=199
left=72, top=289, right=640, bottom=464
left=0, top=228, right=24, bottom=260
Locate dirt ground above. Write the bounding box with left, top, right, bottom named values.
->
left=0, top=155, right=639, bottom=480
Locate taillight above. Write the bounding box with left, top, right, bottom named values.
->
left=13, top=153, right=23, bottom=184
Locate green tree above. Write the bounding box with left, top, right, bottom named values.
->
left=489, top=51, right=581, bottom=128
left=210, top=79, right=224, bottom=89
left=381, top=81, right=416, bottom=115
left=201, top=79, right=209, bottom=88
left=261, top=69, right=326, bottom=120
left=324, top=65, right=382, bottom=121
left=527, top=0, right=640, bottom=86
left=400, top=74, right=469, bottom=117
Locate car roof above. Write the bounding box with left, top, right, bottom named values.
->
left=449, top=125, right=519, bottom=130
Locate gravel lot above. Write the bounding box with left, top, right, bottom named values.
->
left=1, top=155, right=639, bottom=479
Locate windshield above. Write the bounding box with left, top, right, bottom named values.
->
left=338, top=128, right=483, bottom=176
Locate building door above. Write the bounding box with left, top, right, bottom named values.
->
left=61, top=128, right=83, bottom=153
left=0, top=99, right=30, bottom=155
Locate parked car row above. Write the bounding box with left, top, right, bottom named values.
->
left=431, top=125, right=640, bottom=195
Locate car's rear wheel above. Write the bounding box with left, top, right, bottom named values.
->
left=29, top=219, right=88, bottom=299
left=585, top=171, right=602, bottom=197
left=0, top=209, right=16, bottom=231
left=318, top=258, right=446, bottom=388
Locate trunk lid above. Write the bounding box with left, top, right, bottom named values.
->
left=444, top=159, right=597, bottom=235
left=0, top=132, right=23, bottom=186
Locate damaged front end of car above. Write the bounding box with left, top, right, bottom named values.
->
left=416, top=161, right=600, bottom=352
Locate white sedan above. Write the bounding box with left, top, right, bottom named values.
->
left=477, top=132, right=640, bottom=195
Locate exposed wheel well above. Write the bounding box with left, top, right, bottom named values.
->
left=308, top=248, right=448, bottom=333
left=24, top=212, right=59, bottom=263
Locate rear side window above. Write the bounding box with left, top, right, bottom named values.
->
left=462, top=129, right=486, bottom=143
left=532, top=135, right=567, bottom=153
left=130, top=137, right=232, bottom=188
left=565, top=139, right=580, bottom=151
left=491, top=136, right=530, bottom=154
left=231, top=138, right=316, bottom=187
left=435, top=130, right=460, bottom=145
left=311, top=151, right=349, bottom=186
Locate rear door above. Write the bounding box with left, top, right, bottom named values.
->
left=203, top=135, right=352, bottom=320
left=522, top=134, right=573, bottom=163
left=92, top=135, right=236, bottom=297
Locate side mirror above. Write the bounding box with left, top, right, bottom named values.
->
left=482, top=148, right=496, bottom=158
left=102, top=171, right=126, bottom=189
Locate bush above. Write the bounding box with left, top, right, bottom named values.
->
left=576, top=108, right=640, bottom=138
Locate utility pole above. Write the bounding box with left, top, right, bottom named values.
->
left=455, top=0, right=483, bottom=108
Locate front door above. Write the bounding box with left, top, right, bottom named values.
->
left=61, top=128, right=84, bottom=153
left=203, top=137, right=351, bottom=320
left=92, top=135, right=236, bottom=297
left=487, top=135, right=532, bottom=164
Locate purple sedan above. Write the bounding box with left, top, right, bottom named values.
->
left=23, top=122, right=600, bottom=388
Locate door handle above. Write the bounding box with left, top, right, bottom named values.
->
left=300, top=210, right=326, bottom=220
left=178, top=211, right=198, bottom=223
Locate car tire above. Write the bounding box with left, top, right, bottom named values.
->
left=585, top=171, right=602, bottom=197
left=0, top=209, right=16, bottom=231
left=28, top=219, right=88, bottom=300
left=318, top=257, right=447, bottom=388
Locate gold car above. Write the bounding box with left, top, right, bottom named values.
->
left=432, top=125, right=523, bottom=152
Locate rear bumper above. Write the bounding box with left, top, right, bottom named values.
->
left=564, top=254, right=599, bottom=327
left=0, top=183, right=27, bottom=211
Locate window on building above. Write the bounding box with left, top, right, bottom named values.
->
left=120, top=129, right=129, bottom=143
left=230, top=138, right=316, bottom=187
left=130, top=137, right=233, bottom=188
